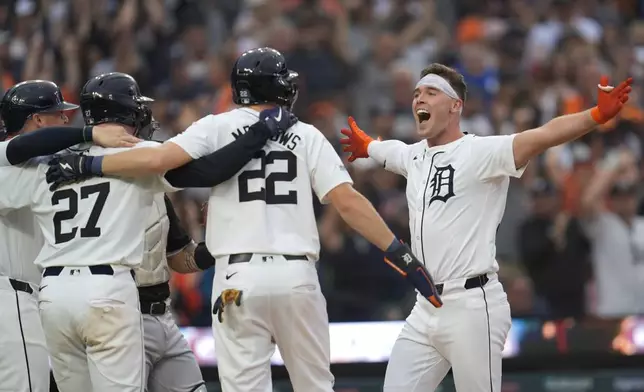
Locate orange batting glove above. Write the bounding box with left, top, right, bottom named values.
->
left=340, top=116, right=375, bottom=162
left=590, top=76, right=633, bottom=124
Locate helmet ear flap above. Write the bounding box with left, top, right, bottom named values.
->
left=233, top=80, right=253, bottom=105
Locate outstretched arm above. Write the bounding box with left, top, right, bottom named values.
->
left=311, top=130, right=441, bottom=307
left=163, top=121, right=275, bottom=188
left=512, top=76, right=632, bottom=169
left=340, top=116, right=409, bottom=177
left=46, top=108, right=298, bottom=189
left=1, top=124, right=140, bottom=166
left=326, top=183, right=442, bottom=308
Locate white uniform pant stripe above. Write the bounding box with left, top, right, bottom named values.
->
left=15, top=287, right=34, bottom=392
left=383, top=278, right=510, bottom=392
left=0, top=276, right=50, bottom=392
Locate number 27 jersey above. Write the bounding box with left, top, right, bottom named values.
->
left=168, top=108, right=352, bottom=260
left=0, top=142, right=176, bottom=269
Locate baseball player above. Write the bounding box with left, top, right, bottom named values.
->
left=44, top=47, right=442, bottom=392
left=340, top=63, right=632, bottom=391
left=0, top=80, right=140, bottom=392
left=0, top=73, right=184, bottom=392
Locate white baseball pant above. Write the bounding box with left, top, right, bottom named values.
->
left=38, top=265, right=145, bottom=392
left=212, top=254, right=334, bottom=392
left=0, top=276, right=50, bottom=392
left=384, top=274, right=511, bottom=392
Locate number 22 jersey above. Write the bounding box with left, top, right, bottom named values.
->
left=168, top=107, right=353, bottom=261
left=0, top=141, right=176, bottom=269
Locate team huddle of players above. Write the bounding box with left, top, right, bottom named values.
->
left=0, top=44, right=443, bottom=391
left=1, top=44, right=634, bottom=392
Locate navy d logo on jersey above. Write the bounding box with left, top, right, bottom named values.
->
left=429, top=164, right=455, bottom=205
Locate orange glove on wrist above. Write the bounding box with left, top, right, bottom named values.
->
left=590, top=75, right=633, bottom=124
left=340, top=116, right=375, bottom=162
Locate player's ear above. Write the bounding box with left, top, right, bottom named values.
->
left=451, top=100, right=462, bottom=113
left=32, top=113, right=43, bottom=126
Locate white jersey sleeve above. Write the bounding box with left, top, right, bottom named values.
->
left=367, top=140, right=412, bottom=177
left=165, top=115, right=218, bottom=160
left=133, top=142, right=181, bottom=193
left=472, top=134, right=526, bottom=181
left=307, top=127, right=353, bottom=203
left=0, top=161, right=40, bottom=213
left=0, top=141, right=9, bottom=166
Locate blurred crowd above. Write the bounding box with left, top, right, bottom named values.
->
left=2, top=0, right=644, bottom=325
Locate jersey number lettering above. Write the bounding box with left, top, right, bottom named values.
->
left=52, top=182, right=110, bottom=244
left=238, top=151, right=297, bottom=204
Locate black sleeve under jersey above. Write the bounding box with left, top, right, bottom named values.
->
left=163, top=122, right=270, bottom=188
left=164, top=195, right=192, bottom=254
left=5, top=126, right=91, bottom=165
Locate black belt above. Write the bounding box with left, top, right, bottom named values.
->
left=228, top=253, right=308, bottom=264
left=43, top=265, right=135, bottom=279
left=435, top=274, right=489, bottom=296
left=140, top=301, right=167, bottom=315
left=10, top=278, right=34, bottom=294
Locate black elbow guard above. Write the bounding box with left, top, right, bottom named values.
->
left=195, top=242, right=216, bottom=270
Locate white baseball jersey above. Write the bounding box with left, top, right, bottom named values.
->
left=368, top=134, right=525, bottom=282
left=0, top=166, right=44, bottom=284
left=168, top=107, right=352, bottom=260
left=135, top=193, right=171, bottom=287
left=0, top=141, right=8, bottom=166
left=0, top=141, right=177, bottom=269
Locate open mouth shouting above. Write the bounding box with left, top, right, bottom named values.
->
left=416, top=108, right=431, bottom=123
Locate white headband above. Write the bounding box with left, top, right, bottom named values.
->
left=415, top=74, right=461, bottom=99
left=415, top=73, right=462, bottom=114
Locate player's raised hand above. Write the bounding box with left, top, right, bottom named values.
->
left=591, top=75, right=633, bottom=124
left=91, top=123, right=142, bottom=148
left=259, top=107, right=298, bottom=137
left=340, top=116, right=374, bottom=162
left=384, top=242, right=443, bottom=308
left=46, top=154, right=100, bottom=191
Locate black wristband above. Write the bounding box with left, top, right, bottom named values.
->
left=81, top=155, right=93, bottom=174
left=82, top=125, right=93, bottom=142
left=194, top=242, right=216, bottom=270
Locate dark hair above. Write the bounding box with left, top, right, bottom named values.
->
left=420, top=63, right=468, bottom=103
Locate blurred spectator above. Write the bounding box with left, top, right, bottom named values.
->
left=518, top=178, right=591, bottom=318
left=580, top=149, right=644, bottom=317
